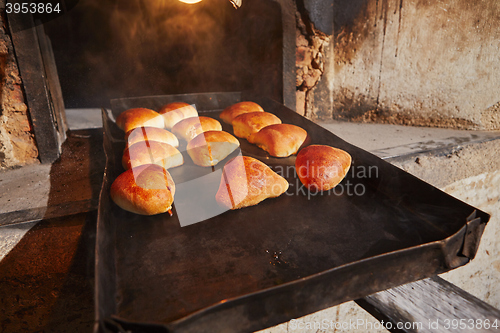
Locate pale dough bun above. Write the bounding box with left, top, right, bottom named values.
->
left=219, top=101, right=264, bottom=124
left=216, top=156, right=289, bottom=210
left=233, top=112, right=281, bottom=139
left=187, top=131, right=240, bottom=167
left=116, top=108, right=164, bottom=133
left=110, top=164, right=175, bottom=215
left=122, top=141, right=183, bottom=170
left=158, top=102, right=198, bottom=129
left=125, top=127, right=179, bottom=148
left=171, top=116, right=222, bottom=142
left=295, top=145, right=352, bottom=191
left=232, top=112, right=281, bottom=140
left=248, top=124, right=307, bottom=157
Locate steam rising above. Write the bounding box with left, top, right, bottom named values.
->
left=48, top=0, right=249, bottom=107
left=44, top=0, right=283, bottom=108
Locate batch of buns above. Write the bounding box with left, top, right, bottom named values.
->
left=110, top=101, right=352, bottom=216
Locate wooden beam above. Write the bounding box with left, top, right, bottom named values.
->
left=357, top=276, right=500, bottom=333
left=7, top=13, right=66, bottom=164
left=275, top=0, right=297, bottom=111
left=35, top=24, right=68, bottom=149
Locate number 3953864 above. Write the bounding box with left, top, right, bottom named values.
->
left=5, top=2, right=61, bottom=14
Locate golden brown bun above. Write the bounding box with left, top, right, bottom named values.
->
left=187, top=131, right=240, bottom=167
left=232, top=112, right=281, bottom=140
left=171, top=116, right=222, bottom=142
left=248, top=124, right=307, bottom=157
left=219, top=101, right=264, bottom=124
left=158, top=102, right=198, bottom=129
left=110, top=164, right=175, bottom=215
left=295, top=145, right=351, bottom=191
left=216, top=156, right=289, bottom=210
left=125, top=127, right=179, bottom=148
left=122, top=141, right=183, bottom=170
left=116, top=108, right=164, bottom=133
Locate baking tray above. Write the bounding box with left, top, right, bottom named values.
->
left=96, top=91, right=490, bottom=333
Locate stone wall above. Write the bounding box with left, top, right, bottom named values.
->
left=0, top=5, right=39, bottom=169
left=295, top=10, right=332, bottom=118
left=295, top=0, right=334, bottom=119
left=299, top=0, right=500, bottom=130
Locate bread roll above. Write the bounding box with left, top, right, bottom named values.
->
left=110, top=164, right=175, bottom=215
left=187, top=131, right=240, bottom=167
left=295, top=145, right=351, bottom=191
left=123, top=141, right=183, bottom=170
left=172, top=116, right=222, bottom=142
left=216, top=156, right=289, bottom=210
left=232, top=112, right=281, bottom=140
left=116, top=108, right=164, bottom=133
left=248, top=124, right=307, bottom=157
left=220, top=101, right=264, bottom=124
left=158, top=102, right=198, bottom=129
left=125, top=127, right=179, bottom=148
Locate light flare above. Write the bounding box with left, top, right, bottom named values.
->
left=178, top=0, right=203, bottom=4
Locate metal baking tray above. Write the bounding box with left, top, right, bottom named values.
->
left=96, top=92, right=490, bottom=333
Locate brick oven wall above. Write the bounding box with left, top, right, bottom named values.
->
left=0, top=7, right=39, bottom=169
left=295, top=9, right=333, bottom=118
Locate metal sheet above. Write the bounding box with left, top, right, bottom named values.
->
left=96, top=92, right=490, bottom=333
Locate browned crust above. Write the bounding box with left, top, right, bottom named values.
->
left=220, top=101, right=264, bottom=124
left=158, top=102, right=198, bottom=129
left=122, top=141, right=183, bottom=170
left=187, top=131, right=240, bottom=149
left=158, top=102, right=194, bottom=114
left=125, top=127, right=179, bottom=148
left=110, top=164, right=175, bottom=215
left=171, top=116, right=222, bottom=142
left=216, top=156, right=289, bottom=210
left=295, top=145, right=352, bottom=191
left=116, top=108, right=164, bottom=133
left=248, top=124, right=307, bottom=157
left=232, top=112, right=282, bottom=140
left=187, top=131, right=240, bottom=167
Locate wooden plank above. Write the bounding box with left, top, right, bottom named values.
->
left=7, top=13, right=61, bottom=163
left=35, top=23, right=68, bottom=148
left=357, top=276, right=500, bottom=332
left=276, top=0, right=298, bottom=111
left=0, top=200, right=97, bottom=227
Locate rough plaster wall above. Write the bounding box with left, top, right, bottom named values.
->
left=0, top=8, right=38, bottom=169
left=331, top=0, right=500, bottom=130
left=313, top=37, right=334, bottom=119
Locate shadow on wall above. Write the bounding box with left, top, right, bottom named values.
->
left=333, top=0, right=371, bottom=70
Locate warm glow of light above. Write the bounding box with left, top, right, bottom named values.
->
left=178, top=0, right=203, bottom=4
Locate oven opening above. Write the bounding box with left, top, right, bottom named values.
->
left=42, top=0, right=286, bottom=109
